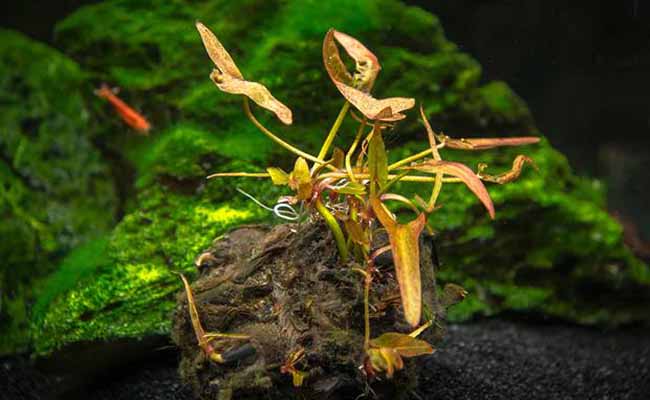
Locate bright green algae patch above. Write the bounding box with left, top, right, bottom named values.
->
left=31, top=126, right=275, bottom=355
left=0, top=29, right=117, bottom=355
left=22, top=0, right=650, bottom=356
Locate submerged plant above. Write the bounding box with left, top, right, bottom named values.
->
left=186, top=21, right=539, bottom=386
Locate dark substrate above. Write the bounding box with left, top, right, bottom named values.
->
left=2, top=318, right=648, bottom=400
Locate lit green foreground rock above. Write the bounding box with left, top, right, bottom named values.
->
left=5, top=0, right=645, bottom=356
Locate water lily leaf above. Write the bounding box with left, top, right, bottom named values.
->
left=371, top=198, right=425, bottom=327
left=478, top=155, right=537, bottom=184
left=370, top=332, right=434, bottom=358
left=267, top=167, right=289, bottom=185
left=402, top=160, right=495, bottom=219
left=331, top=30, right=380, bottom=91
left=368, top=127, right=388, bottom=194
left=210, top=71, right=293, bottom=125
left=322, top=29, right=354, bottom=88
left=196, top=21, right=293, bottom=125
left=322, top=29, right=412, bottom=121
left=195, top=21, right=243, bottom=79
left=443, top=136, right=540, bottom=150
left=334, top=82, right=414, bottom=121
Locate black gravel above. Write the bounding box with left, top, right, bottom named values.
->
left=2, top=318, right=648, bottom=400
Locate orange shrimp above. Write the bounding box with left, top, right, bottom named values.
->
left=94, top=84, right=151, bottom=134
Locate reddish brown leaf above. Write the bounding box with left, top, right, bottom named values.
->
left=322, top=29, right=354, bottom=87
left=196, top=21, right=293, bottom=125
left=331, top=30, right=380, bottom=91
left=322, top=29, right=413, bottom=121
left=401, top=160, right=495, bottom=219
left=479, top=155, right=537, bottom=184
left=444, top=136, right=540, bottom=150
left=195, top=21, right=243, bottom=80
left=371, top=198, right=425, bottom=327
left=211, top=72, right=293, bottom=124
left=334, top=82, right=414, bottom=121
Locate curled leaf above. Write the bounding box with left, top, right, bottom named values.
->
left=195, top=21, right=243, bottom=79
left=323, top=29, right=353, bottom=87
left=322, top=29, right=413, bottom=121
left=210, top=71, right=293, bottom=125
left=443, top=136, right=540, bottom=150
left=334, top=82, right=414, bottom=121
left=196, top=21, right=293, bottom=124
left=371, top=198, right=425, bottom=327
left=331, top=30, right=380, bottom=91
left=478, top=155, right=537, bottom=184
left=401, top=160, right=495, bottom=219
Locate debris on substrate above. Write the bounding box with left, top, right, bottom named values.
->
left=172, top=221, right=453, bottom=400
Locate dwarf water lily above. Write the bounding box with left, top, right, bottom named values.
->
left=195, top=21, right=540, bottom=379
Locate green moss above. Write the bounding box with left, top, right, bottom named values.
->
left=0, top=29, right=117, bottom=355
left=31, top=125, right=278, bottom=355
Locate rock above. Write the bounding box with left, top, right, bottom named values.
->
left=0, top=29, right=117, bottom=355
left=171, top=223, right=445, bottom=400
left=25, top=0, right=649, bottom=358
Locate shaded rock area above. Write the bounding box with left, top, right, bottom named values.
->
left=0, top=28, right=117, bottom=355
left=172, top=223, right=446, bottom=400
left=3, top=318, right=648, bottom=399
left=0, top=0, right=646, bottom=358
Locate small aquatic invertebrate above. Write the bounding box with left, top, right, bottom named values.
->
left=177, top=21, right=540, bottom=398
left=94, top=84, right=151, bottom=134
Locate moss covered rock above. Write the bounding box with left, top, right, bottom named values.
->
left=0, top=29, right=117, bottom=355
left=26, top=0, right=649, bottom=357
left=30, top=126, right=279, bottom=355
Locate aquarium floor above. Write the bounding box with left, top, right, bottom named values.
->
left=3, top=318, right=648, bottom=400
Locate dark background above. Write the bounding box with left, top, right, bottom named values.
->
left=2, top=0, right=648, bottom=238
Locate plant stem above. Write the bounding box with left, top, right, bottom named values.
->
left=318, top=171, right=462, bottom=183
left=314, top=196, right=348, bottom=262
left=363, top=268, right=371, bottom=349
left=387, top=143, right=445, bottom=171
left=243, top=97, right=326, bottom=165
left=207, top=172, right=270, bottom=179
left=346, top=120, right=366, bottom=182
left=315, top=102, right=350, bottom=166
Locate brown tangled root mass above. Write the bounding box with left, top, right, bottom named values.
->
left=172, top=221, right=451, bottom=400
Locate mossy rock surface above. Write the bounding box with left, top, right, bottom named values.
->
left=30, top=126, right=278, bottom=355
left=20, top=0, right=650, bottom=357
left=0, top=29, right=117, bottom=355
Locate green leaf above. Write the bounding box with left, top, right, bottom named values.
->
left=370, top=332, right=434, bottom=358
left=267, top=167, right=289, bottom=185
left=368, top=128, right=388, bottom=195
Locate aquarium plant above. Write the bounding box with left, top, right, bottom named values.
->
left=175, top=22, right=540, bottom=399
